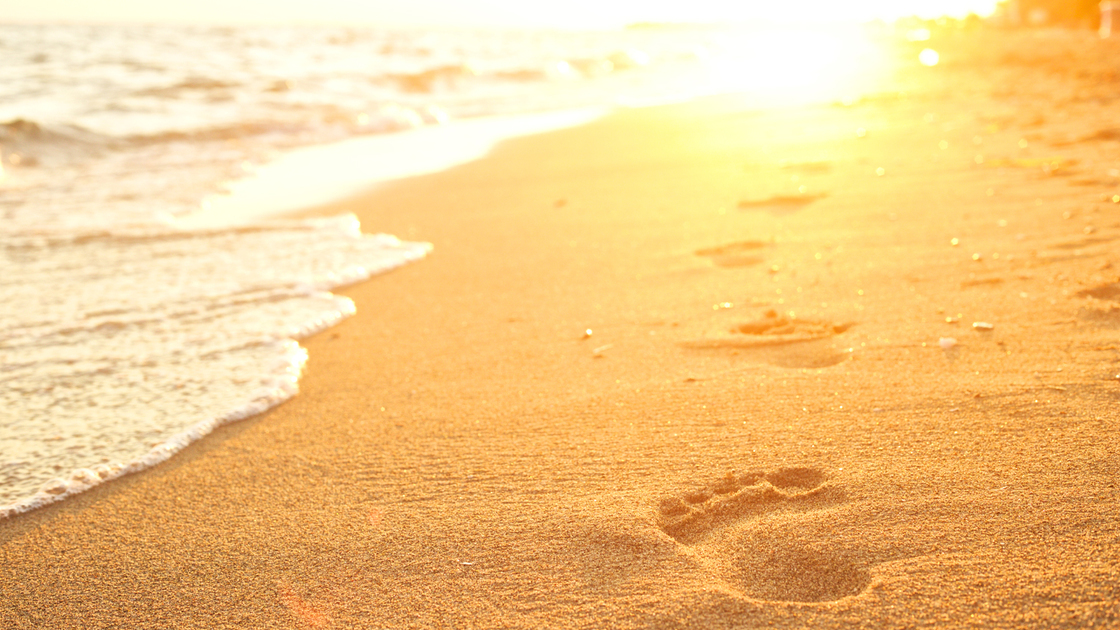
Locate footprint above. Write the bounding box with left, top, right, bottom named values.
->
left=695, top=241, right=767, bottom=268
left=1077, top=282, right=1120, bottom=301
left=737, top=193, right=828, bottom=214
left=658, top=467, right=868, bottom=603
left=1050, top=235, right=1119, bottom=250
left=1069, top=177, right=1111, bottom=187
left=960, top=276, right=1004, bottom=288
left=731, top=310, right=853, bottom=342
left=1079, top=128, right=1120, bottom=143
left=778, top=160, right=833, bottom=175
left=981, top=157, right=1077, bottom=176
left=658, top=467, right=832, bottom=542
left=681, top=311, right=854, bottom=368
left=1078, top=304, right=1120, bottom=325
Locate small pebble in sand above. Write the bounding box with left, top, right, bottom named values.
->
left=939, top=337, right=957, bottom=349
left=951, top=238, right=959, bottom=246
left=972, top=322, right=994, bottom=331
left=581, top=329, right=593, bottom=339
left=945, top=316, right=960, bottom=324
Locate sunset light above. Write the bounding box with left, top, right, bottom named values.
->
left=6, top=0, right=1117, bottom=626
left=700, top=25, right=888, bottom=105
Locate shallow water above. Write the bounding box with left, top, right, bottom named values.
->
left=0, top=214, right=430, bottom=513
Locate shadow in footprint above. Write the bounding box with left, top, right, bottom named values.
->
left=659, top=467, right=837, bottom=543
left=737, top=193, right=828, bottom=214
left=729, top=541, right=871, bottom=603
left=779, top=160, right=833, bottom=174
left=658, top=467, right=868, bottom=603
left=732, top=310, right=853, bottom=341
left=695, top=241, right=768, bottom=268
left=681, top=310, right=854, bottom=368
left=1050, top=235, right=1120, bottom=251
left=1077, top=282, right=1120, bottom=301
left=1078, top=127, right=1120, bottom=143
left=1078, top=305, right=1120, bottom=326
left=960, top=277, right=1004, bottom=288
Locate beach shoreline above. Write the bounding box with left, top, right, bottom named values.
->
left=3, top=28, right=1119, bottom=628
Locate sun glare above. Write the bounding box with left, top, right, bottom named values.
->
left=702, top=25, right=888, bottom=106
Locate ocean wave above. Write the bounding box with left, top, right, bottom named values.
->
left=382, top=49, right=656, bottom=94
left=0, top=215, right=431, bottom=520
left=0, top=119, right=116, bottom=167
left=386, top=63, right=482, bottom=93
left=132, top=77, right=243, bottom=98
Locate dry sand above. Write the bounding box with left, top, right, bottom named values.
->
left=2, top=29, right=1119, bottom=628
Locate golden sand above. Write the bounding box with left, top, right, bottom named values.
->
left=2, top=29, right=1118, bottom=628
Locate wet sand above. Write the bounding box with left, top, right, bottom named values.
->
left=2, top=29, right=1119, bottom=628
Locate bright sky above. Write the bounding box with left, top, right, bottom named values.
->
left=1, top=0, right=1000, bottom=28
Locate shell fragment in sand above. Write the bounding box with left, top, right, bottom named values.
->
left=939, top=337, right=958, bottom=349
left=972, top=322, right=994, bottom=331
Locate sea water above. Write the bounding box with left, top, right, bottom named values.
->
left=0, top=22, right=732, bottom=517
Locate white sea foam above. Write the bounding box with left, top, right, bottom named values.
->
left=0, top=215, right=429, bottom=517
left=178, top=108, right=607, bottom=228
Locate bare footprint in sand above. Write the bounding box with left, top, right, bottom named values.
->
left=1077, top=282, right=1120, bottom=325
left=731, top=310, right=853, bottom=341
left=695, top=241, right=768, bottom=268
left=658, top=467, right=869, bottom=603
left=681, top=310, right=855, bottom=368
left=1050, top=235, right=1119, bottom=251
left=1078, top=304, right=1120, bottom=326
left=779, top=160, right=833, bottom=175
left=1072, top=127, right=1120, bottom=144
left=1077, top=282, right=1120, bottom=301
left=737, top=193, right=828, bottom=214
